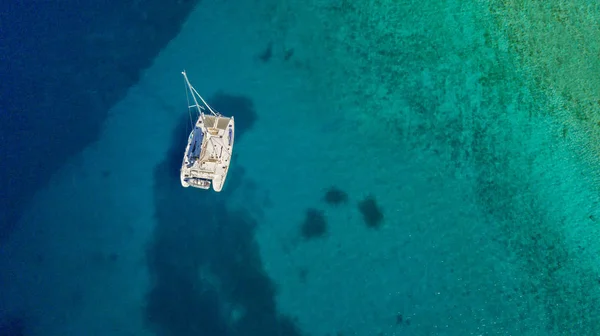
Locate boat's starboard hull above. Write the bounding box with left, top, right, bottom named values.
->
left=212, top=116, right=234, bottom=192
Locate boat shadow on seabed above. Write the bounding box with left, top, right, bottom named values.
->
left=145, top=90, right=304, bottom=336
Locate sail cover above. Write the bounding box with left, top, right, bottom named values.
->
left=187, top=126, right=204, bottom=161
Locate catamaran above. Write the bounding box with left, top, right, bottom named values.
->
left=180, top=70, right=235, bottom=192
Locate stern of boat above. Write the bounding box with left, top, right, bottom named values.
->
left=182, top=176, right=211, bottom=189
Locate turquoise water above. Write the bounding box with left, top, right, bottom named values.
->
left=268, top=1, right=600, bottom=334
left=2, top=0, right=600, bottom=335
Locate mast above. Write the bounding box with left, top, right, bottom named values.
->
left=182, top=70, right=219, bottom=117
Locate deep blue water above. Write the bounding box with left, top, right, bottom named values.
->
left=0, top=0, right=198, bottom=242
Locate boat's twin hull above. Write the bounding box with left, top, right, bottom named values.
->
left=180, top=116, right=235, bottom=192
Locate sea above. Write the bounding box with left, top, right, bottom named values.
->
left=1, top=1, right=600, bottom=335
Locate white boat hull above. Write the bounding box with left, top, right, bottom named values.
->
left=180, top=115, right=235, bottom=192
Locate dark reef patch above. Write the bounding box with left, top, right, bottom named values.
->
left=357, top=196, right=383, bottom=228
left=108, top=252, right=119, bottom=262
left=323, top=186, right=348, bottom=206
left=259, top=42, right=273, bottom=62
left=145, top=93, right=302, bottom=336
left=284, top=48, right=294, bottom=61
left=300, top=208, right=328, bottom=240
left=298, top=268, right=308, bottom=283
